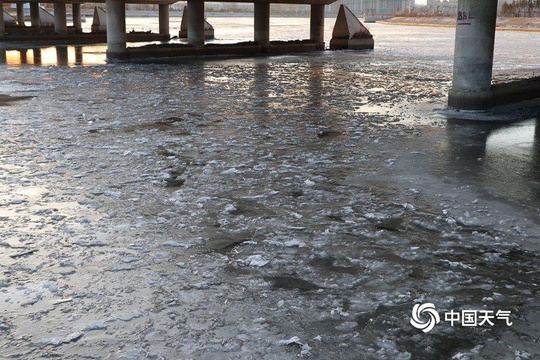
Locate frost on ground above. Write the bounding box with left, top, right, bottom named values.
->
left=0, top=52, right=539, bottom=359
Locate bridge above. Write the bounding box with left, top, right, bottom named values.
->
left=1, top=0, right=539, bottom=111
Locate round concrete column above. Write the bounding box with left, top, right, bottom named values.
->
left=159, top=4, right=170, bottom=38
left=187, top=0, right=205, bottom=47
left=30, top=2, right=41, bottom=28
left=54, top=2, right=68, bottom=35
left=106, top=0, right=127, bottom=59
left=73, top=4, right=82, bottom=34
left=17, top=3, right=26, bottom=26
left=254, top=3, right=270, bottom=46
left=0, top=0, right=5, bottom=37
left=310, top=4, right=324, bottom=48
left=448, top=0, right=498, bottom=110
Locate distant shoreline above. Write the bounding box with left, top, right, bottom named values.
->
left=380, top=16, right=540, bottom=32
left=71, top=10, right=540, bottom=32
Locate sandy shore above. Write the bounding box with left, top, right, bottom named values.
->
left=381, top=16, right=540, bottom=32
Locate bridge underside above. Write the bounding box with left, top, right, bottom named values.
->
left=1, top=0, right=334, bottom=53
left=3, top=0, right=333, bottom=3
left=4, top=0, right=177, bottom=4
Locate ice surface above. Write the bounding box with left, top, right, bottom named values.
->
left=0, top=23, right=539, bottom=360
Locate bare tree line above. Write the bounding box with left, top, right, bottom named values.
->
left=501, top=0, right=540, bottom=16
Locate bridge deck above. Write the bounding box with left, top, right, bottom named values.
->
left=3, top=0, right=335, bottom=5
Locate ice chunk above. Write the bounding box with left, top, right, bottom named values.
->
left=84, top=322, right=107, bottom=331
left=277, top=336, right=302, bottom=346
left=245, top=255, right=269, bottom=267
left=162, top=241, right=191, bottom=248
left=221, top=168, right=243, bottom=175
left=284, top=239, right=306, bottom=248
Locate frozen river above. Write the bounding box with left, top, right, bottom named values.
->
left=1, top=17, right=540, bottom=359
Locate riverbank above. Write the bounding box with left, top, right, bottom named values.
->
left=381, top=16, right=540, bottom=32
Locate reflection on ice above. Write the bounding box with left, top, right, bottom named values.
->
left=484, top=119, right=540, bottom=202
left=439, top=117, right=540, bottom=205
left=14, top=186, right=50, bottom=198
left=487, top=119, right=537, bottom=157
left=0, top=45, right=106, bottom=66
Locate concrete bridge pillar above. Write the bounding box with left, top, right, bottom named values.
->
left=17, top=3, right=26, bottom=26
left=106, top=0, right=127, bottom=59
left=0, top=0, right=5, bottom=37
left=73, top=4, right=82, bottom=33
left=54, top=2, right=68, bottom=35
left=310, top=4, right=325, bottom=48
left=254, top=3, right=270, bottom=46
left=30, top=2, right=41, bottom=28
left=187, top=0, right=205, bottom=47
left=448, top=0, right=498, bottom=110
left=159, top=4, right=170, bottom=37
left=0, top=0, right=6, bottom=37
